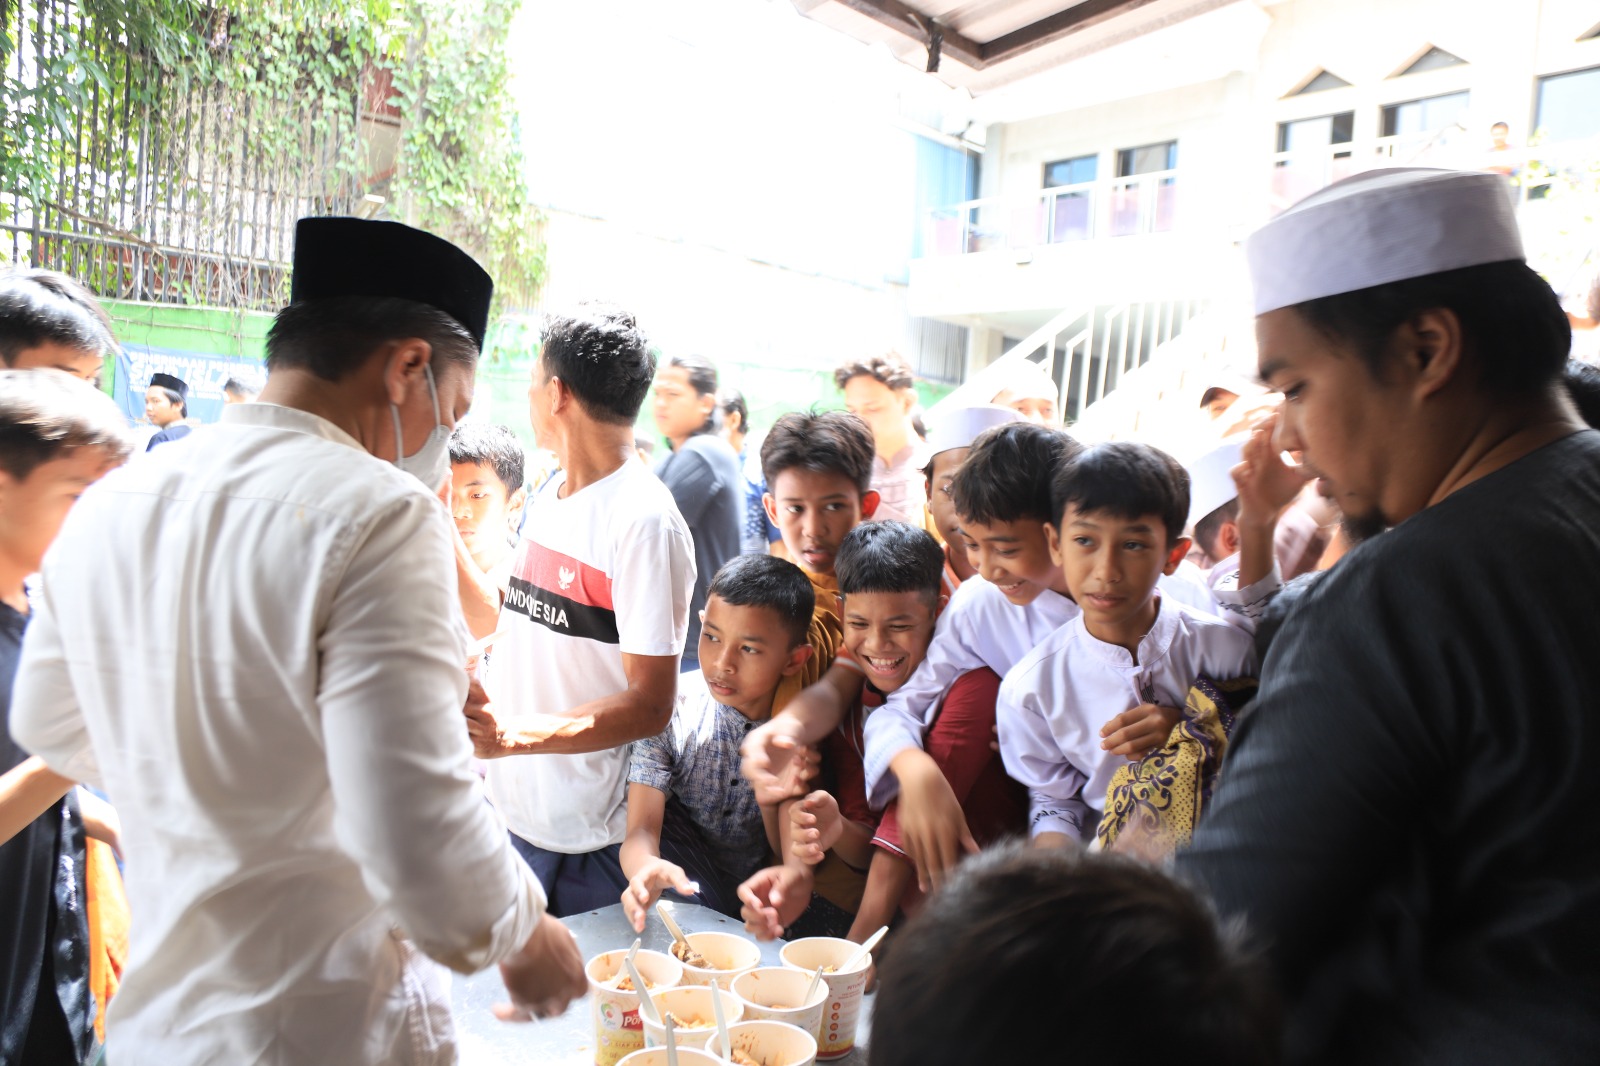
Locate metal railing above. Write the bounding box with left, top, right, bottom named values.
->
left=923, top=170, right=1180, bottom=256
left=927, top=296, right=1205, bottom=423
left=1, top=0, right=373, bottom=312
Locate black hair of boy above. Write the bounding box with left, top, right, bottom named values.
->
left=448, top=423, right=526, bottom=493
left=833, top=352, right=913, bottom=392
left=1050, top=441, right=1190, bottom=549
left=1294, top=261, right=1569, bottom=399
left=266, top=296, right=477, bottom=380
left=706, top=554, right=816, bottom=649
left=868, top=844, right=1280, bottom=1066
left=948, top=421, right=1080, bottom=527
left=1563, top=360, right=1600, bottom=430
left=1193, top=498, right=1241, bottom=563
left=0, top=268, right=114, bottom=364
left=0, top=368, right=131, bottom=478
left=759, top=409, right=874, bottom=494
left=835, top=521, right=943, bottom=606
left=540, top=303, right=655, bottom=426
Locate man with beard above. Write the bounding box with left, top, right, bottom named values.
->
left=1178, top=169, right=1600, bottom=1064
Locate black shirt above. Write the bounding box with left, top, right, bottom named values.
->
left=1179, top=430, right=1600, bottom=1064
left=0, top=600, right=92, bottom=1064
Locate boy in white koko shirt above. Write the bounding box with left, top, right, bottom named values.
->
left=998, top=442, right=1257, bottom=845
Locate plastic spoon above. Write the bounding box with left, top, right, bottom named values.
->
left=803, top=964, right=826, bottom=1008
left=624, top=955, right=660, bottom=1025
left=711, top=976, right=732, bottom=1060
left=664, top=1015, right=680, bottom=1066
left=841, top=925, right=889, bottom=973
left=655, top=900, right=695, bottom=961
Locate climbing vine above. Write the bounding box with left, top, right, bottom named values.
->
left=1, top=0, right=545, bottom=315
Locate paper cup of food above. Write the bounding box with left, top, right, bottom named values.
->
left=616, top=1048, right=725, bottom=1066
left=640, top=985, right=745, bottom=1051
left=671, top=930, right=763, bottom=990
left=731, top=967, right=828, bottom=1044
left=587, top=949, right=686, bottom=1066
left=721, top=1019, right=819, bottom=1066
left=778, top=938, right=871, bottom=1060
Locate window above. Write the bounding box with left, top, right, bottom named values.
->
left=1290, top=69, right=1352, bottom=96
left=1381, top=91, right=1470, bottom=137
left=1535, top=66, right=1600, bottom=143
left=1394, top=45, right=1467, bottom=77
left=1043, top=154, right=1098, bottom=188
left=1116, top=141, right=1177, bottom=177
left=1277, top=112, right=1354, bottom=153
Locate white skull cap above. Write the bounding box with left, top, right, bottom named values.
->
left=926, top=404, right=1023, bottom=459
left=1185, top=437, right=1247, bottom=531
left=1245, top=168, right=1524, bottom=315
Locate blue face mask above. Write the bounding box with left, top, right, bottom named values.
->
left=391, top=362, right=450, bottom=492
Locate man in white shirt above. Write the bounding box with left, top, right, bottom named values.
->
left=467, top=303, right=695, bottom=917
left=9, top=218, right=586, bottom=1064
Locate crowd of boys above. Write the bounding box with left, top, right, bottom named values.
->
left=3, top=165, right=1600, bottom=1066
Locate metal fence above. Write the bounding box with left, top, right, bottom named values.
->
left=1, top=0, right=369, bottom=312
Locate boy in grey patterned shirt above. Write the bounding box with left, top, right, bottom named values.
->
left=621, top=556, right=815, bottom=930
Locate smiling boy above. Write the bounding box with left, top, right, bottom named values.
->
left=620, top=556, right=813, bottom=929
left=785, top=521, right=1026, bottom=943
left=998, top=442, right=1256, bottom=847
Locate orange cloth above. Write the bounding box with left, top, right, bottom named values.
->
left=85, top=837, right=129, bottom=1042
left=773, top=569, right=844, bottom=714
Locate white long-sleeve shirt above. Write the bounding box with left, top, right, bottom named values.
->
left=859, top=567, right=1260, bottom=808
left=10, top=403, right=544, bottom=1065
left=997, top=597, right=1258, bottom=839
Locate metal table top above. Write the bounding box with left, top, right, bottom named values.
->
left=453, top=903, right=873, bottom=1064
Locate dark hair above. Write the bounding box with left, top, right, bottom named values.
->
left=1051, top=441, right=1190, bottom=548
left=266, top=296, right=477, bottom=382
left=1292, top=260, right=1569, bottom=398
left=869, top=844, right=1280, bottom=1066
left=950, top=421, right=1080, bottom=527
left=1193, top=498, right=1241, bottom=562
left=1490, top=120, right=1509, bottom=130
left=717, top=388, right=748, bottom=436
left=0, top=368, right=132, bottom=479
left=1564, top=361, right=1600, bottom=429
left=222, top=377, right=258, bottom=400
left=666, top=353, right=718, bottom=437
left=448, top=423, right=526, bottom=493
left=0, top=268, right=114, bottom=364
left=707, top=554, right=815, bottom=648
left=759, top=409, right=874, bottom=494
left=834, top=352, right=914, bottom=392
left=539, top=302, right=655, bottom=426
left=835, top=521, right=945, bottom=605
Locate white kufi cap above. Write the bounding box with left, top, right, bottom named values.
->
left=926, top=404, right=1022, bottom=459
left=1245, top=168, right=1524, bottom=315
left=1185, top=437, right=1246, bottom=530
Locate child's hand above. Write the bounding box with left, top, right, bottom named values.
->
left=1099, top=703, right=1182, bottom=758
left=891, top=749, right=978, bottom=892
left=790, top=791, right=844, bottom=865
left=736, top=863, right=813, bottom=941
left=742, top=720, right=820, bottom=805
left=1232, top=411, right=1307, bottom=528
left=621, top=858, right=698, bottom=933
